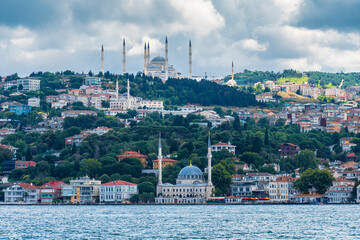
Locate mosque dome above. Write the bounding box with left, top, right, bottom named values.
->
left=226, top=79, right=237, bottom=87
left=178, top=166, right=204, bottom=180
left=151, top=56, right=165, bottom=62
left=148, top=65, right=161, bottom=70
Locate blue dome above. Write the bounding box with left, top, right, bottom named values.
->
left=148, top=65, right=160, bottom=70
left=178, top=166, right=203, bottom=179
left=151, top=56, right=165, bottom=62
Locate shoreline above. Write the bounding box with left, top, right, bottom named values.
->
left=0, top=202, right=358, bottom=206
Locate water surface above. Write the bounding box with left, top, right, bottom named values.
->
left=0, top=205, right=359, bottom=239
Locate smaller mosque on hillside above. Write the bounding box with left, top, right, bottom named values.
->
left=155, top=134, right=214, bottom=204
left=143, top=37, right=185, bottom=81
left=225, top=61, right=237, bottom=87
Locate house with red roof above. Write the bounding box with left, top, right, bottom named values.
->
left=117, top=151, right=148, bottom=168
left=153, top=158, right=179, bottom=170
left=346, top=152, right=358, bottom=162
left=15, top=161, right=36, bottom=169
left=280, top=143, right=300, bottom=157
left=4, top=183, right=40, bottom=203
left=211, top=142, right=236, bottom=155
left=40, top=180, right=65, bottom=204
left=99, top=180, right=138, bottom=203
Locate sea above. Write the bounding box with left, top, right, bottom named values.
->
left=0, top=205, right=359, bottom=239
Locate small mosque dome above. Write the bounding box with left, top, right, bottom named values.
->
left=148, top=65, right=161, bottom=70
left=151, top=56, right=166, bottom=62
left=226, top=79, right=237, bottom=87
left=178, top=166, right=204, bottom=180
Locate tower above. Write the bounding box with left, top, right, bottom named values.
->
left=232, top=61, right=234, bottom=81
left=207, top=132, right=212, bottom=185
left=165, top=36, right=169, bottom=81
left=122, top=38, right=126, bottom=74
left=101, top=44, right=104, bottom=75
left=189, top=40, right=192, bottom=79
left=144, top=43, right=147, bottom=75
left=127, top=78, right=130, bottom=109
left=158, top=133, right=163, bottom=185
left=147, top=42, right=150, bottom=66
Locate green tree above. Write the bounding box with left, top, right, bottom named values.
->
left=138, top=182, right=155, bottom=194
left=99, top=174, right=111, bottom=183
left=212, top=163, right=232, bottom=196
left=294, top=168, right=334, bottom=194
left=213, top=107, right=225, bottom=117
left=81, top=158, right=101, bottom=178
left=0, top=147, right=13, bottom=161
left=25, top=147, right=32, bottom=161
left=294, top=150, right=318, bottom=171
left=239, top=152, right=265, bottom=168
left=264, top=128, right=269, bottom=146
left=233, top=115, right=241, bottom=132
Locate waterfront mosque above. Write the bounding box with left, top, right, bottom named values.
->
left=155, top=134, right=214, bottom=204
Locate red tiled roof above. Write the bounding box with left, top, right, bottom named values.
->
left=213, top=142, right=231, bottom=146
left=18, top=183, right=38, bottom=189
left=295, top=194, right=323, bottom=197
left=41, top=181, right=65, bottom=188
left=117, top=151, right=147, bottom=158
left=153, top=158, right=179, bottom=163
left=275, top=176, right=296, bottom=182
left=102, top=180, right=136, bottom=186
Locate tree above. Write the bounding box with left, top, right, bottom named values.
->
left=213, top=107, right=225, bottom=117
left=25, top=147, right=32, bottom=161
left=294, top=168, right=334, bottom=194
left=233, top=115, right=241, bottom=132
left=0, top=147, right=13, bottom=161
left=138, top=182, right=155, bottom=194
left=99, top=174, right=111, bottom=183
left=294, top=150, right=318, bottom=171
left=212, top=163, right=232, bottom=196
left=239, top=152, right=265, bottom=168
left=81, top=158, right=101, bottom=178
left=264, top=128, right=269, bottom=146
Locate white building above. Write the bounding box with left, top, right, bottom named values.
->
left=269, top=177, right=298, bottom=202
left=27, top=97, right=41, bottom=107
left=357, top=185, right=360, bottom=203
left=4, top=183, right=40, bottom=204
left=4, top=80, right=17, bottom=90
left=327, top=185, right=353, bottom=203
left=99, top=180, right=138, bottom=203
left=155, top=134, right=214, bottom=204
left=211, top=142, right=236, bottom=155
left=17, top=78, right=41, bottom=92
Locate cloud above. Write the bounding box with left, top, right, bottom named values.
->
left=0, top=0, right=359, bottom=77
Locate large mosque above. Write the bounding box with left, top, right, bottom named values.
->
left=143, top=37, right=185, bottom=81
left=155, top=134, right=214, bottom=204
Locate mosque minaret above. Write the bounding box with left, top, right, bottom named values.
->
left=165, top=36, right=169, bottom=80
left=144, top=43, right=148, bottom=75
left=147, top=42, right=150, bottom=66
left=189, top=40, right=192, bottom=79
left=225, top=61, right=237, bottom=87
left=122, top=39, right=126, bottom=74
left=101, top=44, right=104, bottom=75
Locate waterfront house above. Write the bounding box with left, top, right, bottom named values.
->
left=294, top=194, right=325, bottom=203
left=40, top=180, right=64, bottom=204
left=99, top=180, right=138, bottom=204
left=62, top=176, right=101, bottom=204
left=4, top=183, right=40, bottom=204
left=269, top=177, right=298, bottom=202
left=326, top=185, right=353, bottom=203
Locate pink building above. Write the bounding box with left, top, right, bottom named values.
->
left=40, top=180, right=65, bottom=204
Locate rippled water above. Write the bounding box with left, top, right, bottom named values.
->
left=0, top=205, right=359, bottom=239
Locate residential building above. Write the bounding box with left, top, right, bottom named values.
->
left=230, top=181, right=258, bottom=197
left=62, top=176, right=101, bottom=204
left=17, top=78, right=41, bottom=92
left=40, top=181, right=65, bottom=204
left=15, top=161, right=36, bottom=169
left=269, top=177, right=298, bottom=202
left=4, top=80, right=17, bottom=90
left=327, top=185, right=353, bottom=203
left=65, top=132, right=91, bottom=146
left=4, top=183, right=40, bottom=203
left=9, top=105, right=32, bottom=115
left=83, top=76, right=103, bottom=87
left=27, top=97, right=40, bottom=107
left=99, top=180, right=138, bottom=203
left=280, top=143, right=300, bottom=157
left=117, top=151, right=148, bottom=168
left=294, top=194, right=325, bottom=203
left=61, top=110, right=97, bottom=118
left=139, top=100, right=164, bottom=109
left=356, top=185, right=360, bottom=203
left=211, top=142, right=236, bottom=155
left=243, top=173, right=277, bottom=182
left=153, top=158, right=179, bottom=170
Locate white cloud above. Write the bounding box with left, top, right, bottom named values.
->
left=240, top=39, right=268, bottom=52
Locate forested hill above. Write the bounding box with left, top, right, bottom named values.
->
left=127, top=75, right=260, bottom=108
left=224, top=69, right=360, bottom=88
left=164, top=78, right=258, bottom=107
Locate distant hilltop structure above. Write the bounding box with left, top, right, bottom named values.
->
left=143, top=36, right=187, bottom=81
left=225, top=61, right=237, bottom=87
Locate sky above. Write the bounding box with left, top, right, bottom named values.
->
left=0, top=0, right=360, bottom=78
